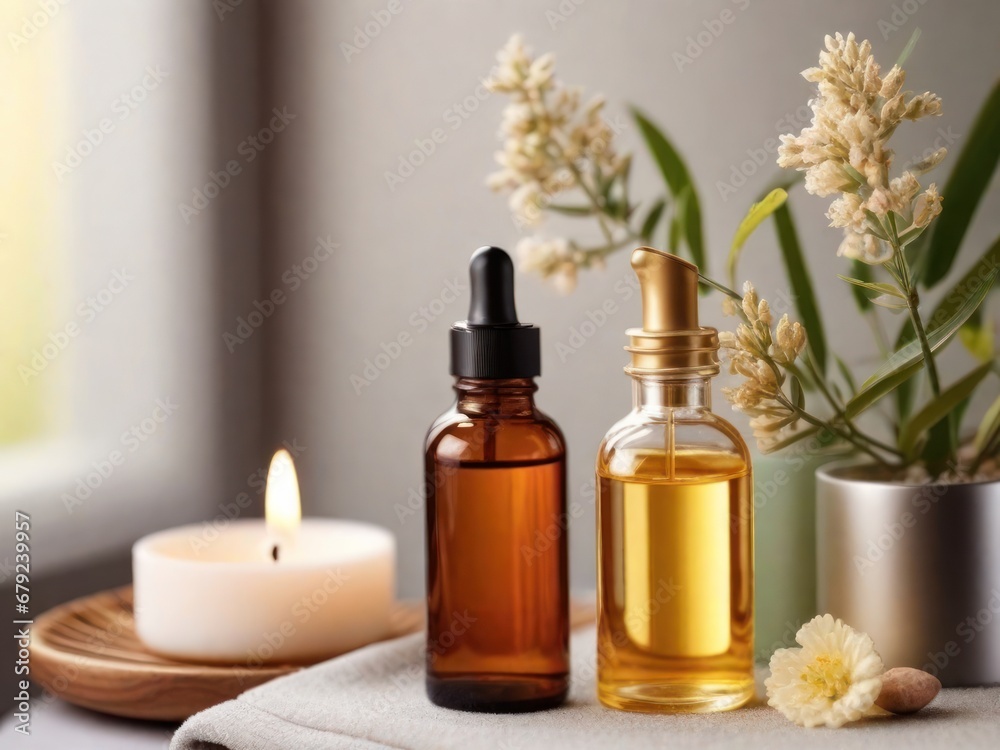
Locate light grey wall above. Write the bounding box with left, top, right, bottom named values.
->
left=263, top=0, right=1000, bottom=597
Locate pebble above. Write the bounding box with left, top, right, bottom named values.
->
left=875, top=667, right=942, bottom=714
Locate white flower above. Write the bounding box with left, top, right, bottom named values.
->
left=773, top=314, right=807, bottom=364
left=826, top=193, right=864, bottom=231
left=508, top=182, right=546, bottom=227
left=550, top=262, right=577, bottom=295
left=766, top=614, right=884, bottom=728
left=804, top=161, right=855, bottom=198
left=904, top=92, right=943, bottom=120
left=838, top=230, right=892, bottom=264
left=912, top=183, right=943, bottom=228
left=515, top=236, right=579, bottom=293
left=911, top=147, right=948, bottom=174
left=878, top=65, right=905, bottom=99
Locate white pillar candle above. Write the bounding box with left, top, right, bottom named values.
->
left=132, top=451, right=395, bottom=664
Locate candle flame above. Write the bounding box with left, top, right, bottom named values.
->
left=265, top=449, right=301, bottom=545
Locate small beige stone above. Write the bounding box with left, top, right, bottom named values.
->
left=875, top=667, right=942, bottom=714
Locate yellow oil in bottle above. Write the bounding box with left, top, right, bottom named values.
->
left=597, top=449, right=754, bottom=713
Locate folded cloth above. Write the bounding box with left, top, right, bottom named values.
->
left=172, top=608, right=775, bottom=750
left=170, top=624, right=1000, bottom=750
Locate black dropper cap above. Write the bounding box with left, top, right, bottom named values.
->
left=450, top=246, right=541, bottom=378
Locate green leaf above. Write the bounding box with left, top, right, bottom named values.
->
left=846, top=268, right=997, bottom=418
left=772, top=200, right=828, bottom=372
left=898, top=361, right=993, bottom=458
left=639, top=198, right=666, bottom=242
left=836, top=276, right=905, bottom=298
left=789, top=374, right=805, bottom=410
left=974, top=392, right=1000, bottom=454
left=922, top=234, right=1000, bottom=337
left=547, top=203, right=595, bottom=216
left=959, top=318, right=995, bottom=362
left=728, top=188, right=788, bottom=286
left=893, top=27, right=922, bottom=68
left=631, top=108, right=706, bottom=271
left=669, top=186, right=690, bottom=254
left=894, top=235, right=1000, bottom=429
left=871, top=294, right=909, bottom=310
left=922, top=395, right=970, bottom=474
left=849, top=260, right=875, bottom=312
left=896, top=224, right=927, bottom=248
left=921, top=79, right=1000, bottom=287
left=757, top=425, right=822, bottom=454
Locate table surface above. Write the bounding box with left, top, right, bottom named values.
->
left=4, top=681, right=1000, bottom=750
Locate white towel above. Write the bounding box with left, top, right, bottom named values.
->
left=171, top=626, right=991, bottom=750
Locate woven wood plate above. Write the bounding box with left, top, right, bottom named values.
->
left=31, top=586, right=424, bottom=721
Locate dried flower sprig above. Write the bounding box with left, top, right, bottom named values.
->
left=719, top=283, right=901, bottom=463
left=485, top=31, right=1000, bottom=478
left=720, top=284, right=807, bottom=451
left=485, top=35, right=629, bottom=293
left=777, top=33, right=945, bottom=266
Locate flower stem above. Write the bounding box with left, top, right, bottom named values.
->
left=779, top=396, right=895, bottom=468
left=887, top=251, right=942, bottom=395
left=796, top=358, right=905, bottom=458
left=904, top=288, right=942, bottom=397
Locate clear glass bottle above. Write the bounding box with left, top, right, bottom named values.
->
left=596, top=248, right=754, bottom=713
left=425, top=247, right=569, bottom=713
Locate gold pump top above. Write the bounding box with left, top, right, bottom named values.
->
left=625, top=247, right=720, bottom=376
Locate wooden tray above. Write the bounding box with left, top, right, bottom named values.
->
left=31, top=586, right=424, bottom=721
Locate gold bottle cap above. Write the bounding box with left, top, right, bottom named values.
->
left=625, top=247, right=719, bottom=376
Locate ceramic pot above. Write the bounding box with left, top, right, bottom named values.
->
left=753, top=444, right=848, bottom=661
left=817, top=462, right=1000, bottom=686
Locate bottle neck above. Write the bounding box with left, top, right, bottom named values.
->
left=631, top=375, right=710, bottom=416
left=454, top=377, right=537, bottom=417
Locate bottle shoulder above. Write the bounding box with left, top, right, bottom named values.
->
left=597, top=408, right=751, bottom=479
left=425, top=403, right=565, bottom=464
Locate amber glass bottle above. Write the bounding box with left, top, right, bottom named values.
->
left=425, top=247, right=569, bottom=712
left=596, top=248, right=754, bottom=713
